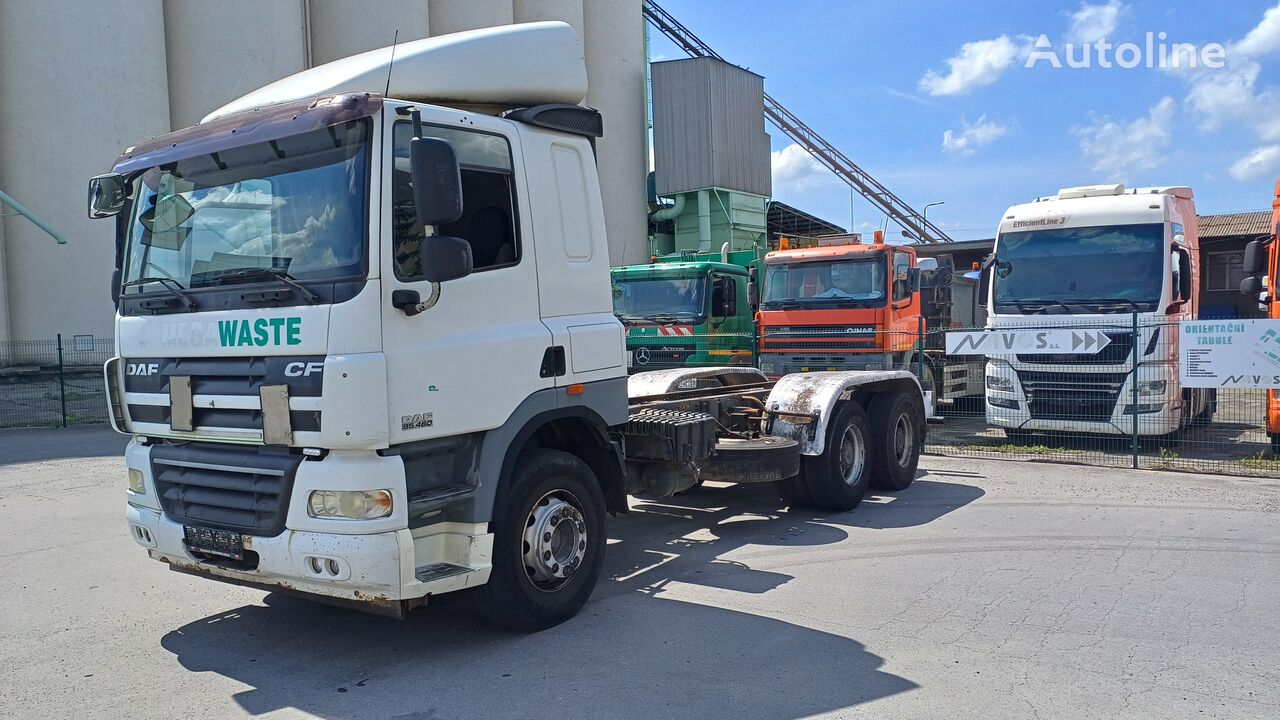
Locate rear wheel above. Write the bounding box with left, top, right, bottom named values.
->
left=797, top=401, right=873, bottom=512
left=869, top=392, right=923, bottom=492
left=475, top=449, right=606, bottom=632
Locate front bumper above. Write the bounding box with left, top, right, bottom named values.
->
left=984, top=361, right=1181, bottom=436
left=124, top=440, right=493, bottom=615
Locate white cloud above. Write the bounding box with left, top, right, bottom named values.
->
left=1072, top=97, right=1176, bottom=177
left=919, top=36, right=1028, bottom=96
left=1067, top=0, right=1124, bottom=44
left=771, top=144, right=833, bottom=193
left=942, top=116, right=1009, bottom=156
left=1229, top=145, right=1280, bottom=180
left=1231, top=2, right=1280, bottom=57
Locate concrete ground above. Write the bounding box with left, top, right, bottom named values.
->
left=2, top=426, right=1278, bottom=719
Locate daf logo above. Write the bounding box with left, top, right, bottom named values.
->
left=634, top=347, right=651, bottom=366
left=285, top=361, right=324, bottom=377
left=126, top=363, right=160, bottom=376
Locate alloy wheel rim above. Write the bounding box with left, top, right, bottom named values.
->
left=522, top=490, right=588, bottom=592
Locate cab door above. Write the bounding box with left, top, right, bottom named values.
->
left=380, top=107, right=553, bottom=444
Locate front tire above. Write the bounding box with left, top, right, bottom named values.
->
left=796, top=401, right=873, bottom=512
left=869, top=392, right=924, bottom=491
left=475, top=449, right=606, bottom=632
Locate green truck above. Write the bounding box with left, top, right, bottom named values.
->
left=611, top=255, right=757, bottom=372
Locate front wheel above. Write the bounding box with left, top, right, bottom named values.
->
left=869, top=392, right=924, bottom=491
left=475, top=449, right=606, bottom=631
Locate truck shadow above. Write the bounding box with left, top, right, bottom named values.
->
left=158, top=472, right=983, bottom=719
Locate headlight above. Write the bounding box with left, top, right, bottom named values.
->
left=307, top=490, right=393, bottom=520
left=127, top=468, right=145, bottom=494
left=986, top=375, right=1015, bottom=392
left=1136, top=380, right=1166, bottom=396
left=760, top=362, right=777, bottom=375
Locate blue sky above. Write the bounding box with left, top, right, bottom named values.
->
left=649, top=0, right=1280, bottom=241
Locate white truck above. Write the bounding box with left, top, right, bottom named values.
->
left=982, top=184, right=1212, bottom=439
left=89, top=23, right=925, bottom=631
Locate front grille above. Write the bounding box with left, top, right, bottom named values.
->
left=123, top=355, right=323, bottom=434
left=1019, top=370, right=1128, bottom=421
left=762, top=340, right=878, bottom=351
left=764, top=325, right=877, bottom=336
left=150, top=443, right=302, bottom=536
left=1017, top=332, right=1133, bottom=365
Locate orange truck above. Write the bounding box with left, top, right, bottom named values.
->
left=756, top=233, right=926, bottom=386
left=1241, top=179, right=1280, bottom=451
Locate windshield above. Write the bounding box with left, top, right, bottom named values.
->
left=993, top=223, right=1165, bottom=307
left=121, top=120, right=370, bottom=295
left=761, top=258, right=887, bottom=308
left=611, top=276, right=707, bottom=322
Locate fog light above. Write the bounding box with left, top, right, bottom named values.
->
left=1136, top=380, right=1166, bottom=396
left=986, top=375, right=1014, bottom=392
left=1123, top=403, right=1164, bottom=415
left=989, top=397, right=1019, bottom=409
left=308, top=489, right=393, bottom=520
left=127, top=468, right=145, bottom=494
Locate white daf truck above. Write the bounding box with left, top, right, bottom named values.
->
left=89, top=23, right=925, bottom=631
left=982, top=184, right=1211, bottom=439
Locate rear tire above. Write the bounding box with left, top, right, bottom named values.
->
left=475, top=449, right=606, bottom=632
left=869, top=392, right=924, bottom=492
left=699, top=436, right=801, bottom=485
left=797, top=401, right=873, bottom=512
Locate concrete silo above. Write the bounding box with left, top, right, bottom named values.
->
left=429, top=0, right=514, bottom=35
left=162, top=0, right=309, bottom=129
left=0, top=0, right=171, bottom=340
left=307, top=0, right=431, bottom=66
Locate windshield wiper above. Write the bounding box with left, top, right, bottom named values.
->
left=120, top=277, right=197, bottom=310
left=761, top=299, right=814, bottom=310
left=1088, top=297, right=1142, bottom=313
left=1014, top=299, right=1072, bottom=313
left=643, top=313, right=695, bottom=324
left=214, top=267, right=320, bottom=304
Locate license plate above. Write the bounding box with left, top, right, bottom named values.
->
left=184, top=525, right=244, bottom=560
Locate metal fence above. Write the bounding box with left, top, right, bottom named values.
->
left=0, top=336, right=113, bottom=428
left=626, top=316, right=1280, bottom=478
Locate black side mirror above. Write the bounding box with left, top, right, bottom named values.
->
left=1243, top=239, right=1267, bottom=275
left=746, top=266, right=759, bottom=310
left=419, top=235, right=473, bottom=283
left=908, top=267, right=922, bottom=292
left=110, top=268, right=122, bottom=306
left=1176, top=248, right=1193, bottom=301
left=409, top=137, right=464, bottom=227
left=978, top=253, right=994, bottom=303
left=1241, top=275, right=1263, bottom=296
left=88, top=173, right=127, bottom=218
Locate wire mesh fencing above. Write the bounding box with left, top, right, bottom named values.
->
left=625, top=317, right=1279, bottom=478
left=0, top=335, right=113, bottom=428
left=923, top=317, right=1278, bottom=478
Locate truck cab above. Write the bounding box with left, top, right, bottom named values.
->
left=1240, top=179, right=1280, bottom=451
left=983, top=184, right=1208, bottom=438
left=757, top=237, right=922, bottom=379
left=611, top=260, right=754, bottom=371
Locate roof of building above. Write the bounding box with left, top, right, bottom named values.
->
left=768, top=201, right=845, bottom=238
left=1197, top=210, right=1272, bottom=239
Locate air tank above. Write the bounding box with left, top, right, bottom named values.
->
left=429, top=0, right=513, bottom=36
left=161, top=0, right=308, bottom=129
left=0, top=0, right=170, bottom=340
left=307, top=0, right=431, bottom=66
left=584, top=0, right=647, bottom=265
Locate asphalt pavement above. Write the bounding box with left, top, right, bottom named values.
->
left=1, top=426, right=1277, bottom=719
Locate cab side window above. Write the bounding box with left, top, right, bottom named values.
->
left=711, top=275, right=738, bottom=317
left=892, top=253, right=911, bottom=301
left=392, top=122, right=520, bottom=280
